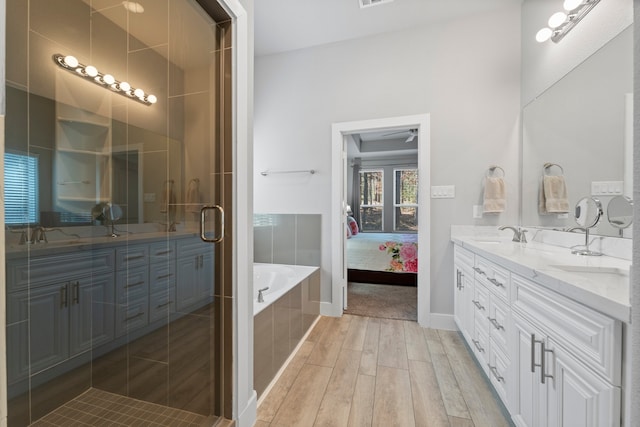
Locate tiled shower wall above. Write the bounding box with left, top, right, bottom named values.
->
left=254, top=214, right=321, bottom=266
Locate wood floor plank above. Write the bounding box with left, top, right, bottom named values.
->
left=427, top=335, right=471, bottom=420
left=254, top=420, right=271, bottom=427
left=271, top=364, right=333, bottom=426
left=377, top=319, right=408, bottom=370
left=449, top=416, right=475, bottom=427
left=307, top=316, right=353, bottom=367
left=314, top=348, right=362, bottom=427
left=360, top=318, right=380, bottom=377
left=409, top=360, right=450, bottom=427
left=257, top=382, right=289, bottom=423
left=343, top=315, right=368, bottom=351
left=306, top=316, right=332, bottom=343
left=373, top=366, right=415, bottom=427
left=438, top=331, right=510, bottom=427
left=348, top=374, right=375, bottom=427
left=404, top=321, right=431, bottom=362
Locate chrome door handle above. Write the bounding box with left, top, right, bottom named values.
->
left=200, top=205, right=224, bottom=243
left=541, top=341, right=554, bottom=384
left=531, top=334, right=543, bottom=374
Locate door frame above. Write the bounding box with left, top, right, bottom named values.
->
left=331, top=114, right=431, bottom=327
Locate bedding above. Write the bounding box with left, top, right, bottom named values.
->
left=347, top=232, right=418, bottom=273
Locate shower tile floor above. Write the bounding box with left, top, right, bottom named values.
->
left=30, top=388, right=213, bottom=426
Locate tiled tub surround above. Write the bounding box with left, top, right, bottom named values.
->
left=451, top=226, right=630, bottom=427
left=254, top=264, right=321, bottom=398
left=254, top=214, right=321, bottom=267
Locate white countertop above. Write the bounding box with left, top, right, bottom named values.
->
left=451, top=229, right=631, bottom=323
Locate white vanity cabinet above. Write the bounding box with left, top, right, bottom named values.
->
left=453, top=242, right=623, bottom=427
left=453, top=246, right=475, bottom=342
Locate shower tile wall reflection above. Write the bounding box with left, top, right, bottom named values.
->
left=4, top=0, right=232, bottom=424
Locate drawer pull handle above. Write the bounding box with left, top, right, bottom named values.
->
left=60, top=284, right=68, bottom=308
left=489, top=365, right=505, bottom=383
left=488, top=277, right=505, bottom=288
left=156, top=250, right=171, bottom=256
left=473, top=267, right=485, bottom=275
left=472, top=300, right=485, bottom=311
left=157, top=301, right=174, bottom=309
left=124, top=255, right=145, bottom=262
left=541, top=342, right=554, bottom=384
left=531, top=334, right=543, bottom=374
left=472, top=339, right=485, bottom=353
left=157, top=273, right=173, bottom=280
left=72, top=281, right=80, bottom=305
left=125, top=312, right=144, bottom=322
left=125, top=281, right=145, bottom=288
left=488, top=317, right=504, bottom=330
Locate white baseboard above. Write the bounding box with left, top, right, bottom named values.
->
left=429, top=313, right=457, bottom=331
left=320, top=301, right=342, bottom=317
left=236, top=390, right=257, bottom=427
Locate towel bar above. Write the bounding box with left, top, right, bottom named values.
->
left=260, top=169, right=316, bottom=176
left=543, top=163, right=564, bottom=176
left=486, top=165, right=505, bottom=178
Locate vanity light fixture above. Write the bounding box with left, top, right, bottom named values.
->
left=535, top=0, right=600, bottom=43
left=53, top=54, right=157, bottom=106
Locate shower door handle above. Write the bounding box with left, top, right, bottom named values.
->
left=200, top=205, right=224, bottom=243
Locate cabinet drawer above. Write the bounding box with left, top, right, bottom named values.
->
left=177, top=237, right=212, bottom=258
left=115, top=297, right=149, bottom=337
left=474, top=256, right=509, bottom=301
left=7, top=249, right=115, bottom=291
left=472, top=282, right=490, bottom=320
left=116, top=266, right=149, bottom=303
left=116, top=245, right=149, bottom=270
left=488, top=296, right=510, bottom=353
left=454, top=245, right=475, bottom=272
left=512, top=274, right=621, bottom=385
left=149, top=289, right=176, bottom=323
left=149, top=241, right=176, bottom=264
left=150, top=262, right=176, bottom=294
left=472, top=318, right=490, bottom=374
left=488, top=338, right=509, bottom=405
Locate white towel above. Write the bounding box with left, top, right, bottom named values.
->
left=483, top=177, right=506, bottom=213
left=539, top=175, right=569, bottom=214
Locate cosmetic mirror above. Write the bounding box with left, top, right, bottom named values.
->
left=607, top=195, right=633, bottom=229
left=574, top=197, right=603, bottom=228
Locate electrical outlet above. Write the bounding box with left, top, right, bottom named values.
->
left=473, top=205, right=483, bottom=219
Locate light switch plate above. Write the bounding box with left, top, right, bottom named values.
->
left=143, top=193, right=156, bottom=202
left=591, top=181, right=623, bottom=196
left=431, top=185, right=455, bottom=199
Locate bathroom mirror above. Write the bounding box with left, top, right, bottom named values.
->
left=521, top=26, right=633, bottom=237
left=607, top=195, right=633, bottom=230
left=574, top=196, right=602, bottom=228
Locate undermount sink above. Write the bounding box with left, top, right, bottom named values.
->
left=549, top=264, right=629, bottom=277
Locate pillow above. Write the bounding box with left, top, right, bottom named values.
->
left=347, top=216, right=359, bottom=236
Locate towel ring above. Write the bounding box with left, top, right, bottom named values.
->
left=486, top=165, right=505, bottom=178
left=543, top=163, right=564, bottom=176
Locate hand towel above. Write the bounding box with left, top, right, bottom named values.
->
left=483, top=176, right=506, bottom=213
left=540, top=175, right=569, bottom=213
left=185, top=179, right=200, bottom=213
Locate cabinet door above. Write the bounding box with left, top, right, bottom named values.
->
left=197, top=251, right=214, bottom=301
left=453, top=265, right=474, bottom=340
left=546, top=338, right=620, bottom=427
left=176, top=253, right=199, bottom=311
left=511, top=313, right=547, bottom=427
left=69, top=273, right=115, bottom=356
left=29, top=284, right=70, bottom=374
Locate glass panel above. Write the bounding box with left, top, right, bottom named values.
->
left=4, top=0, right=231, bottom=424
left=395, top=169, right=418, bottom=205
left=359, top=170, right=383, bottom=206
left=360, top=207, right=383, bottom=231
left=395, top=207, right=418, bottom=231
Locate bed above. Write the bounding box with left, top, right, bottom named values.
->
left=346, top=232, right=418, bottom=286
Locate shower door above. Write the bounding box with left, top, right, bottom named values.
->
left=3, top=0, right=233, bottom=424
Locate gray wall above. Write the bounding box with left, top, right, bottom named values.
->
left=254, top=214, right=321, bottom=267
left=253, top=5, right=522, bottom=314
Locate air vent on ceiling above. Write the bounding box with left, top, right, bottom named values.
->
left=359, top=0, right=394, bottom=9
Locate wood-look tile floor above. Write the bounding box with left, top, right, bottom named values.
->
left=256, top=315, right=513, bottom=427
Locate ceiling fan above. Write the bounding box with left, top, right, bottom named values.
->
left=382, top=128, right=418, bottom=142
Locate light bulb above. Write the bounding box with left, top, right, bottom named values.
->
left=536, top=27, right=553, bottom=43
left=63, top=55, right=79, bottom=68
left=102, top=74, right=115, bottom=85
left=147, top=94, right=157, bottom=104
left=84, top=65, right=98, bottom=77
left=548, top=12, right=568, bottom=28
left=119, top=81, right=131, bottom=92
left=133, top=88, right=145, bottom=99
left=563, top=0, right=583, bottom=11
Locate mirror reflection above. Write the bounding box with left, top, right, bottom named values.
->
left=607, top=195, right=633, bottom=232
left=521, top=26, right=633, bottom=237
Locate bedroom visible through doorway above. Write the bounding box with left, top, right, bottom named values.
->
left=331, top=114, right=431, bottom=326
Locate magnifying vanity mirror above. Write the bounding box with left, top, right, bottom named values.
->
left=607, top=195, right=633, bottom=235
left=571, top=197, right=603, bottom=256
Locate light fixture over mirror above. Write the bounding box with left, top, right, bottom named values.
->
left=53, top=54, right=157, bottom=106
left=535, top=0, right=601, bottom=43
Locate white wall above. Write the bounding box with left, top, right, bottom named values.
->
left=521, top=0, right=633, bottom=106
left=254, top=5, right=521, bottom=316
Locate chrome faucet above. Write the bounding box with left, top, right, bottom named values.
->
left=498, top=225, right=528, bottom=243
left=257, top=287, right=269, bottom=303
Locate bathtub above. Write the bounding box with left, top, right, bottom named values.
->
left=253, top=263, right=321, bottom=398
left=253, top=263, right=319, bottom=315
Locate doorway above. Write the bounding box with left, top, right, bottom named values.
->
left=331, top=114, right=431, bottom=327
